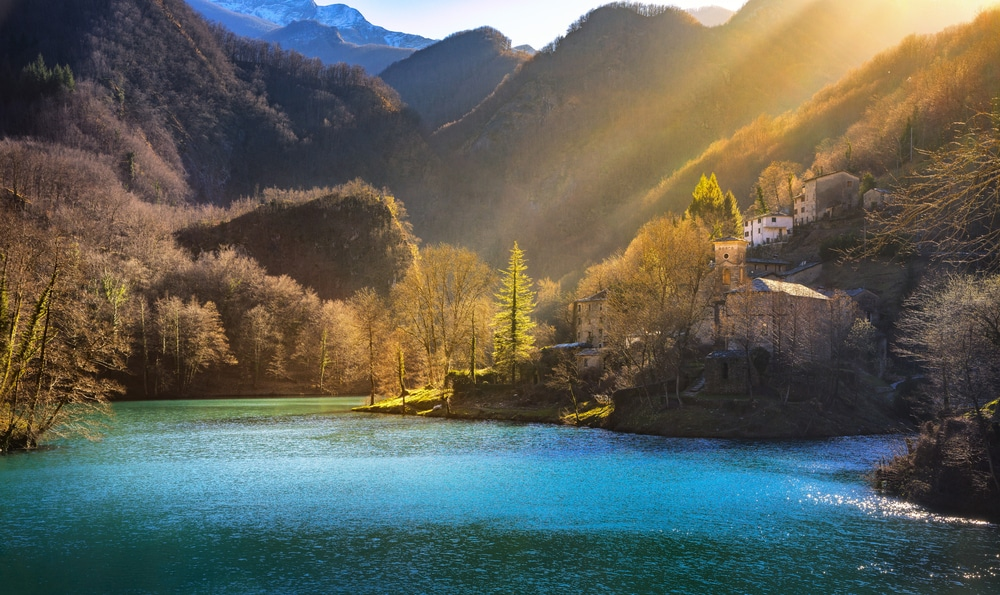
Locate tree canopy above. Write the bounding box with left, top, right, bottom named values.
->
left=684, top=173, right=742, bottom=239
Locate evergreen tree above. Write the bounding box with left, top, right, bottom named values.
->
left=492, top=242, right=536, bottom=384
left=685, top=173, right=741, bottom=238
left=723, top=190, right=743, bottom=236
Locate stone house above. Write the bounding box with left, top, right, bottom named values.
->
left=572, top=289, right=608, bottom=347
left=794, top=172, right=860, bottom=225
left=821, top=287, right=881, bottom=325
left=569, top=290, right=609, bottom=372
left=704, top=350, right=751, bottom=395
left=718, top=278, right=857, bottom=362
left=746, top=257, right=791, bottom=278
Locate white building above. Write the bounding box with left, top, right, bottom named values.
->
left=742, top=212, right=794, bottom=247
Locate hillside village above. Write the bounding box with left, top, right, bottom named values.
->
left=570, top=170, right=890, bottom=399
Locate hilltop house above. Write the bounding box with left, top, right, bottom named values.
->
left=743, top=211, right=794, bottom=247
left=794, top=171, right=860, bottom=225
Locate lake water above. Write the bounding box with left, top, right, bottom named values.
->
left=1, top=397, right=997, bottom=594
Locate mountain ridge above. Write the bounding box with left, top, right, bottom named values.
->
left=379, top=27, right=530, bottom=132
left=263, top=19, right=414, bottom=74
left=204, top=0, right=435, bottom=48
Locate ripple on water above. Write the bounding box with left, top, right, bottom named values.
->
left=1, top=398, right=997, bottom=594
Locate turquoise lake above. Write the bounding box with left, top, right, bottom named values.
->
left=1, top=397, right=998, bottom=594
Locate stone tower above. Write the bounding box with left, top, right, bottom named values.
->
left=713, top=236, right=747, bottom=294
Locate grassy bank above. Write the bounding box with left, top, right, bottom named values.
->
left=353, top=386, right=613, bottom=427
left=354, top=382, right=907, bottom=439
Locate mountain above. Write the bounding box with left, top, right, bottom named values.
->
left=379, top=28, right=530, bottom=132
left=263, top=20, right=414, bottom=74
left=411, top=0, right=989, bottom=279
left=686, top=6, right=735, bottom=27
left=0, top=0, right=432, bottom=204
left=203, top=0, right=434, bottom=49
left=186, top=0, right=280, bottom=37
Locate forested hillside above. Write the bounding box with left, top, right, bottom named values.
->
left=380, top=28, right=530, bottom=132
left=416, top=0, right=986, bottom=279
left=0, top=0, right=430, bottom=409
left=645, top=9, right=1000, bottom=218
left=177, top=182, right=415, bottom=300
left=0, top=0, right=432, bottom=204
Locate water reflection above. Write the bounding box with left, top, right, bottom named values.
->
left=0, top=397, right=996, bottom=594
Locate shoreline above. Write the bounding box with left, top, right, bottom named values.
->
left=352, top=386, right=913, bottom=440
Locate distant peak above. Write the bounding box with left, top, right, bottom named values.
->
left=686, top=5, right=736, bottom=27
left=204, top=1, right=434, bottom=48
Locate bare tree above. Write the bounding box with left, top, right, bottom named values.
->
left=602, top=216, right=715, bottom=401
left=859, top=113, right=1000, bottom=271
left=393, top=244, right=495, bottom=386
left=349, top=288, right=394, bottom=405
left=0, top=222, right=126, bottom=452
left=152, top=296, right=236, bottom=397
left=897, top=274, right=1000, bottom=414
left=295, top=298, right=362, bottom=393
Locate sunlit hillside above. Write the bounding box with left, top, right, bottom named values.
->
left=414, top=0, right=990, bottom=279
left=643, top=7, right=1000, bottom=216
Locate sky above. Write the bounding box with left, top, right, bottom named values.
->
left=321, top=1, right=750, bottom=49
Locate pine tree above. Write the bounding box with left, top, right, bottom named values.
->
left=685, top=173, right=741, bottom=239
left=492, top=242, right=536, bottom=384
left=723, top=190, right=743, bottom=236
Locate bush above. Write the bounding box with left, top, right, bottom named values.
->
left=820, top=232, right=860, bottom=262
left=445, top=368, right=498, bottom=388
